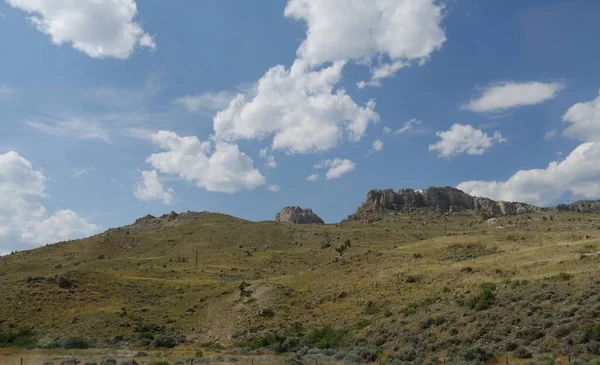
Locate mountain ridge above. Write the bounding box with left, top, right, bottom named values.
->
left=348, top=186, right=600, bottom=220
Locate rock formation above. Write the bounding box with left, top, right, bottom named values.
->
left=349, top=186, right=540, bottom=219
left=557, top=200, right=600, bottom=214
left=275, top=206, right=324, bottom=224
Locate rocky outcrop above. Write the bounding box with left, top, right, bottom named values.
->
left=276, top=206, right=324, bottom=224
left=350, top=186, right=540, bottom=219
left=558, top=200, right=600, bottom=214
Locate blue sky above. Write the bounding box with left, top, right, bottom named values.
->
left=2, top=0, right=600, bottom=253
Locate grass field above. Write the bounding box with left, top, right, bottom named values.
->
left=3, top=210, right=600, bottom=364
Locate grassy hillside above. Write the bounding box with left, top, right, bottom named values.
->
left=2, top=210, right=600, bottom=364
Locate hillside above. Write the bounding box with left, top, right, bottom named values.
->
left=2, top=203, right=600, bottom=364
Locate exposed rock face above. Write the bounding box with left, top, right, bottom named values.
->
left=350, top=186, right=540, bottom=219
left=558, top=200, right=600, bottom=213
left=276, top=206, right=324, bottom=224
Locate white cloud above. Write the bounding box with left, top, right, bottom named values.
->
left=7, top=0, right=155, bottom=59
left=214, top=60, right=379, bottom=154
left=27, top=118, right=110, bottom=142
left=383, top=126, right=392, bottom=134
left=268, top=184, right=281, bottom=192
left=314, top=158, right=356, bottom=180
left=72, top=166, right=95, bottom=179
left=307, top=173, right=319, bottom=181
left=562, top=90, right=600, bottom=142
left=372, top=139, right=384, bottom=152
left=259, top=147, right=277, bottom=169
left=0, top=151, right=100, bottom=251
left=395, top=118, right=422, bottom=134
left=134, top=170, right=174, bottom=205
left=458, top=141, right=600, bottom=206
left=429, top=123, right=508, bottom=157
left=0, top=84, right=16, bottom=102
left=544, top=129, right=558, bottom=141
left=145, top=131, right=266, bottom=193
left=463, top=81, right=564, bottom=113
left=174, top=91, right=236, bottom=116
left=285, top=0, right=446, bottom=86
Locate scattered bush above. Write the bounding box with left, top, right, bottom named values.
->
left=353, top=346, right=381, bottom=361
left=236, top=326, right=345, bottom=352
left=464, top=283, right=496, bottom=310
left=584, top=324, right=600, bottom=342
left=463, top=346, right=494, bottom=363
left=514, top=347, right=533, bottom=359
left=551, top=272, right=573, bottom=281
left=0, top=327, right=37, bottom=348
left=60, top=359, right=80, bottom=365
left=516, top=327, right=545, bottom=343
left=397, top=346, right=417, bottom=362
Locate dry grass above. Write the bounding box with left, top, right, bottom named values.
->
left=2, top=210, right=600, bottom=363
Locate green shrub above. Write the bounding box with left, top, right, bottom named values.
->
left=551, top=272, right=573, bottom=281
left=463, top=346, right=494, bottom=362
left=397, top=346, right=417, bottom=362
left=307, top=326, right=346, bottom=349
left=585, top=324, right=600, bottom=342
left=514, top=347, right=532, bottom=359
left=236, top=326, right=345, bottom=352
left=60, top=337, right=92, bottom=349
left=355, top=319, right=373, bottom=330
left=0, top=327, right=37, bottom=348
left=465, top=283, right=496, bottom=310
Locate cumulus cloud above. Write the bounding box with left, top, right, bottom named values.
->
left=429, top=123, right=508, bottom=157
left=27, top=118, right=110, bottom=142
left=0, top=151, right=100, bottom=251
left=458, top=141, right=600, bottom=206
left=463, top=81, right=564, bottom=113
left=214, top=60, right=379, bottom=154
left=145, top=131, right=265, bottom=193
left=562, top=91, right=600, bottom=142
left=383, top=126, right=392, bottom=134
left=268, top=184, right=281, bottom=192
left=134, top=170, right=174, bottom=205
left=372, top=139, right=384, bottom=152
left=174, top=91, right=236, bottom=116
left=458, top=92, right=600, bottom=206
left=307, top=173, right=319, bottom=181
left=285, top=0, right=446, bottom=86
left=7, top=0, right=155, bottom=59
left=396, top=118, right=422, bottom=134
left=314, top=158, right=356, bottom=180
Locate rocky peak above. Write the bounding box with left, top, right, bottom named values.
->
left=350, top=186, right=540, bottom=219
left=275, top=206, right=324, bottom=224
left=558, top=200, right=600, bottom=214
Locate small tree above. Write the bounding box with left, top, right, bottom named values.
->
left=335, top=240, right=351, bottom=256
left=239, top=281, right=251, bottom=297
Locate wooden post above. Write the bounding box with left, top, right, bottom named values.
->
left=506, top=355, right=508, bottom=364
left=20, top=358, right=23, bottom=365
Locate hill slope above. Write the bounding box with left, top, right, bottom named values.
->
left=2, top=209, right=600, bottom=363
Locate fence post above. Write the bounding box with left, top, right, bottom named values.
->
left=20, top=358, right=23, bottom=365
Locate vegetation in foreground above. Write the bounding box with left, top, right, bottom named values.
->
left=2, top=210, right=600, bottom=364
